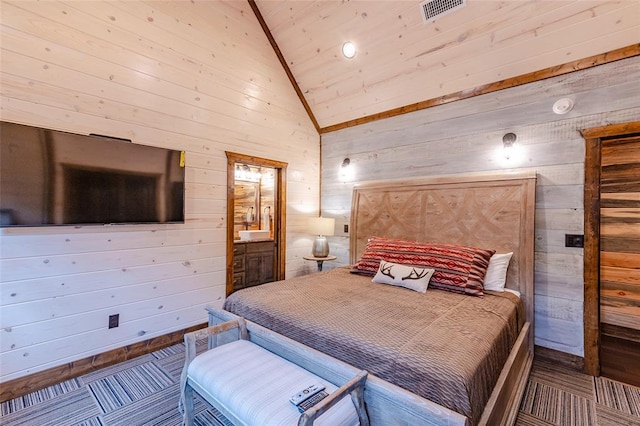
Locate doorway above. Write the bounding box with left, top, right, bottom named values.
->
left=582, top=122, right=640, bottom=386
left=225, top=152, right=287, bottom=296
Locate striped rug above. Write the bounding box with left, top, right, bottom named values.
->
left=1, top=345, right=638, bottom=425
left=0, top=340, right=232, bottom=426
left=517, top=359, right=640, bottom=426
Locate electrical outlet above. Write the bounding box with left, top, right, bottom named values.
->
left=108, top=314, right=119, bottom=329
left=565, top=234, right=584, bottom=248
left=343, top=224, right=349, bottom=233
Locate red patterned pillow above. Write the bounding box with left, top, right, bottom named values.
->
left=352, top=236, right=495, bottom=296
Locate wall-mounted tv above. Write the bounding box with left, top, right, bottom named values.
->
left=0, top=121, right=185, bottom=227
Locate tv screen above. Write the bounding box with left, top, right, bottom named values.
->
left=0, top=121, right=185, bottom=227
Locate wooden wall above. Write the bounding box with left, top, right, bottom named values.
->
left=0, top=1, right=319, bottom=383
left=257, top=0, right=640, bottom=129
left=320, top=56, right=640, bottom=357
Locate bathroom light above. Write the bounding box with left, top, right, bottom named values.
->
left=234, top=163, right=261, bottom=182
left=308, top=217, right=335, bottom=257
left=342, top=42, right=356, bottom=59
left=502, top=133, right=517, bottom=160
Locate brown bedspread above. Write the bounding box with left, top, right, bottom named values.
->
left=223, top=267, right=524, bottom=425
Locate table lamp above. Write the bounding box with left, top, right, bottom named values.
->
left=308, top=217, right=335, bottom=257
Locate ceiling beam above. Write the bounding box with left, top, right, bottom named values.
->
left=248, top=0, right=320, bottom=133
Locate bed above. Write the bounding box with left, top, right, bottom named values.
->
left=213, top=170, right=536, bottom=426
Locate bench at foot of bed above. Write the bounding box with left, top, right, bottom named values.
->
left=179, top=318, right=369, bottom=426
left=206, top=307, right=471, bottom=425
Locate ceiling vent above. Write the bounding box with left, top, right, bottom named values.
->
left=420, top=0, right=466, bottom=24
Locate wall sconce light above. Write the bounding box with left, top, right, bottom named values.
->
left=342, top=41, right=356, bottom=59
left=308, top=217, right=335, bottom=257
left=340, top=157, right=353, bottom=181
left=502, top=133, right=517, bottom=159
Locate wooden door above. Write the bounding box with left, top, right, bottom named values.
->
left=599, top=135, right=640, bottom=386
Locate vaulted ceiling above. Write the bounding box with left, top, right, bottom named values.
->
left=253, top=0, right=640, bottom=131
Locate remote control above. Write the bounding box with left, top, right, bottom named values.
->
left=289, top=384, right=326, bottom=405
left=297, top=390, right=329, bottom=413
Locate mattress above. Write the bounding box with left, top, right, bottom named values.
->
left=223, top=267, right=524, bottom=425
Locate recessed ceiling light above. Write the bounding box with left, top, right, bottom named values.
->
left=342, top=41, right=356, bottom=59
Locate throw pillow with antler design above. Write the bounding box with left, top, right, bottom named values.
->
left=372, top=260, right=435, bottom=293
left=352, top=236, right=495, bottom=296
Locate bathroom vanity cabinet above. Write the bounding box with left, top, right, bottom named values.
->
left=233, top=240, right=275, bottom=291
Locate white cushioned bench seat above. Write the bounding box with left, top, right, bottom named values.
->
left=179, top=319, right=369, bottom=426
left=188, top=339, right=359, bottom=425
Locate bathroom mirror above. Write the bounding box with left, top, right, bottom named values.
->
left=234, top=182, right=259, bottom=229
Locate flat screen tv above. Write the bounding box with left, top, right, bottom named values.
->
left=0, top=121, right=185, bottom=227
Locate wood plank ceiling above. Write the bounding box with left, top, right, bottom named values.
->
left=253, top=0, right=640, bottom=131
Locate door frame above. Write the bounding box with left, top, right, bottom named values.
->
left=225, top=151, right=287, bottom=296
left=581, top=121, right=640, bottom=376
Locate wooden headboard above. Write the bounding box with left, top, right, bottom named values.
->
left=349, top=170, right=536, bottom=325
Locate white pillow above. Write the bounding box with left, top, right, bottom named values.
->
left=372, top=260, right=435, bottom=293
left=483, top=252, right=513, bottom=292
left=504, top=288, right=521, bottom=298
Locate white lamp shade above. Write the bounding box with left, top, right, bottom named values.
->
left=308, top=217, right=335, bottom=236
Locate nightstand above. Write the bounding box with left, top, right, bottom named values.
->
left=303, top=255, right=337, bottom=272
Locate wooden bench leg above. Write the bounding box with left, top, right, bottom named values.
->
left=351, top=384, right=369, bottom=426
left=183, top=383, right=195, bottom=426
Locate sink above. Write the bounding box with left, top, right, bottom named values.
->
left=239, top=230, right=271, bottom=241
